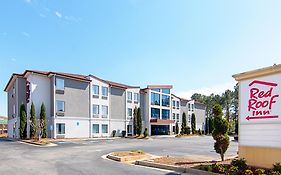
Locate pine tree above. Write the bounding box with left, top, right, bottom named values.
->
left=136, top=107, right=142, bottom=135
left=40, top=103, right=47, bottom=138
left=181, top=112, right=187, bottom=134
left=191, top=113, right=196, bottom=134
left=19, top=104, right=27, bottom=139
left=175, top=122, right=179, bottom=134
left=30, top=102, right=36, bottom=138
left=133, top=107, right=138, bottom=135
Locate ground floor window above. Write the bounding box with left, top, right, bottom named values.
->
left=127, top=125, right=132, bottom=134
left=92, top=124, right=99, bottom=133
left=172, top=126, right=175, bottom=132
left=56, top=123, right=65, bottom=134
left=102, top=124, right=108, bottom=133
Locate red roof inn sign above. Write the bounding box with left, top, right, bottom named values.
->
left=247, top=80, right=279, bottom=121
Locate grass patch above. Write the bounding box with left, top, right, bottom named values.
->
left=112, top=150, right=145, bottom=157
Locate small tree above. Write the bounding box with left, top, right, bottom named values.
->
left=136, top=107, right=142, bottom=135
left=181, top=112, right=187, bottom=134
left=30, top=118, right=45, bottom=142
left=191, top=113, right=196, bottom=134
left=175, top=122, right=179, bottom=134
left=212, top=104, right=230, bottom=161
left=40, top=103, right=47, bottom=138
left=30, top=102, right=36, bottom=139
left=133, top=107, right=138, bottom=135
left=143, top=128, right=148, bottom=138
left=19, top=104, right=27, bottom=139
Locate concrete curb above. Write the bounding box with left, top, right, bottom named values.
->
left=20, top=140, right=57, bottom=147
left=135, top=160, right=220, bottom=175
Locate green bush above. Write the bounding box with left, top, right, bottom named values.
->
left=186, top=126, right=191, bottom=135
left=244, top=169, right=253, bottom=175
left=273, top=163, right=281, bottom=173
left=231, top=158, right=247, bottom=171
left=255, top=168, right=266, bottom=175
left=198, top=129, right=202, bottom=135
left=202, top=165, right=212, bottom=172
left=226, top=165, right=239, bottom=175
left=212, top=164, right=225, bottom=174
left=271, top=171, right=281, bottom=175
left=143, top=128, right=148, bottom=138
left=112, top=130, right=116, bottom=137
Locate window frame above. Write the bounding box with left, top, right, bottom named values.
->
left=93, top=104, right=99, bottom=117
left=56, top=78, right=65, bottom=91
left=92, top=124, right=99, bottom=134
left=101, top=105, right=108, bottom=118
left=56, top=123, right=65, bottom=135
left=127, top=108, right=133, bottom=119
left=127, top=91, right=132, bottom=102
left=102, top=124, right=108, bottom=134
left=134, top=93, right=139, bottom=103
left=92, top=85, right=99, bottom=96
left=102, top=86, right=108, bottom=97
left=151, top=92, right=160, bottom=106
left=56, top=100, right=65, bottom=112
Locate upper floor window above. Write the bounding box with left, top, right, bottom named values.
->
left=188, top=104, right=191, bottom=111
left=56, top=100, right=65, bottom=112
left=151, top=92, right=160, bottom=106
left=93, top=104, right=99, bottom=117
left=102, top=87, right=108, bottom=97
left=173, top=113, right=176, bottom=120
left=192, top=104, right=194, bottom=111
left=151, top=108, right=160, bottom=119
left=176, top=114, right=180, bottom=122
left=176, top=101, right=180, bottom=109
left=172, top=100, right=176, bottom=107
left=151, top=88, right=160, bottom=92
left=162, top=94, right=170, bottom=107
left=127, top=91, right=132, bottom=102
left=127, top=108, right=132, bottom=119
left=101, top=105, right=108, bottom=118
left=162, top=88, right=170, bottom=94
left=56, top=78, right=65, bottom=90
left=134, top=93, right=139, bottom=103
left=162, top=109, right=170, bottom=120
left=93, top=85, right=99, bottom=97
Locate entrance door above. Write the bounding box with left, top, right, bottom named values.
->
left=151, top=125, right=170, bottom=135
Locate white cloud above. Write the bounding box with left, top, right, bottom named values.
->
left=11, top=58, right=16, bottom=62
left=24, top=0, right=31, bottom=3
left=55, top=11, right=62, bottom=18
left=176, top=81, right=236, bottom=100
left=22, top=32, right=30, bottom=37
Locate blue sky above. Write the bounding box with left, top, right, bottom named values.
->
left=1, top=0, right=281, bottom=116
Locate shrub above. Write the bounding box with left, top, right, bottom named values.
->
left=191, top=113, right=196, bottom=134
left=226, top=166, right=239, bottom=175
left=112, top=130, right=116, bottom=137
left=255, top=168, right=266, bottom=175
left=186, top=126, right=191, bottom=135
left=244, top=169, right=254, bottom=175
left=121, top=130, right=126, bottom=137
left=19, top=104, right=27, bottom=139
left=198, top=129, right=202, bottom=135
left=231, top=158, right=247, bottom=171
left=212, top=164, right=225, bottom=174
left=143, top=128, right=148, bottom=138
left=273, top=163, right=281, bottom=173
left=40, top=103, right=47, bottom=138
left=202, top=165, right=212, bottom=172
left=271, top=171, right=281, bottom=175
left=181, top=112, right=187, bottom=134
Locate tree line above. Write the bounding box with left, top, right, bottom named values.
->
left=191, top=83, right=238, bottom=134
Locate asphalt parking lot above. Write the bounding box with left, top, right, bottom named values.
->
left=0, top=136, right=238, bottom=175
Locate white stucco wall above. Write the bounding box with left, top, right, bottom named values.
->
left=55, top=117, right=89, bottom=138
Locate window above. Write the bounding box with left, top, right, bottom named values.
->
left=127, top=108, right=132, bottom=119
left=102, top=105, right=108, bottom=118
left=188, top=115, right=191, bottom=122
left=162, top=88, right=170, bottom=94
left=56, top=78, right=65, bottom=90
left=56, top=100, right=65, bottom=112
left=173, top=113, right=175, bottom=120
left=188, top=104, right=191, bottom=111
left=127, top=91, right=132, bottom=102
left=93, top=104, right=99, bottom=117
left=151, top=108, right=160, bottom=119
left=192, top=104, right=194, bottom=111
left=102, top=86, right=108, bottom=97
left=92, top=124, right=99, bottom=133
left=162, top=94, right=170, bottom=107
left=56, top=123, right=65, bottom=134
left=151, top=92, right=160, bottom=105
left=162, top=109, right=170, bottom=120
left=127, top=125, right=132, bottom=134
left=13, top=86, right=16, bottom=94
left=173, top=100, right=176, bottom=107
left=151, top=88, right=160, bottom=92
left=102, top=124, right=108, bottom=133
left=176, top=114, right=180, bottom=122
left=13, top=105, right=16, bottom=115
left=176, top=101, right=180, bottom=109
left=93, top=85, right=99, bottom=96
left=134, top=93, right=139, bottom=103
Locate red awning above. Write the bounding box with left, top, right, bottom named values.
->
left=150, top=119, right=175, bottom=124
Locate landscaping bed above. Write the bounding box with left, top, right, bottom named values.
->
left=22, top=138, right=51, bottom=145
left=107, top=150, right=153, bottom=162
